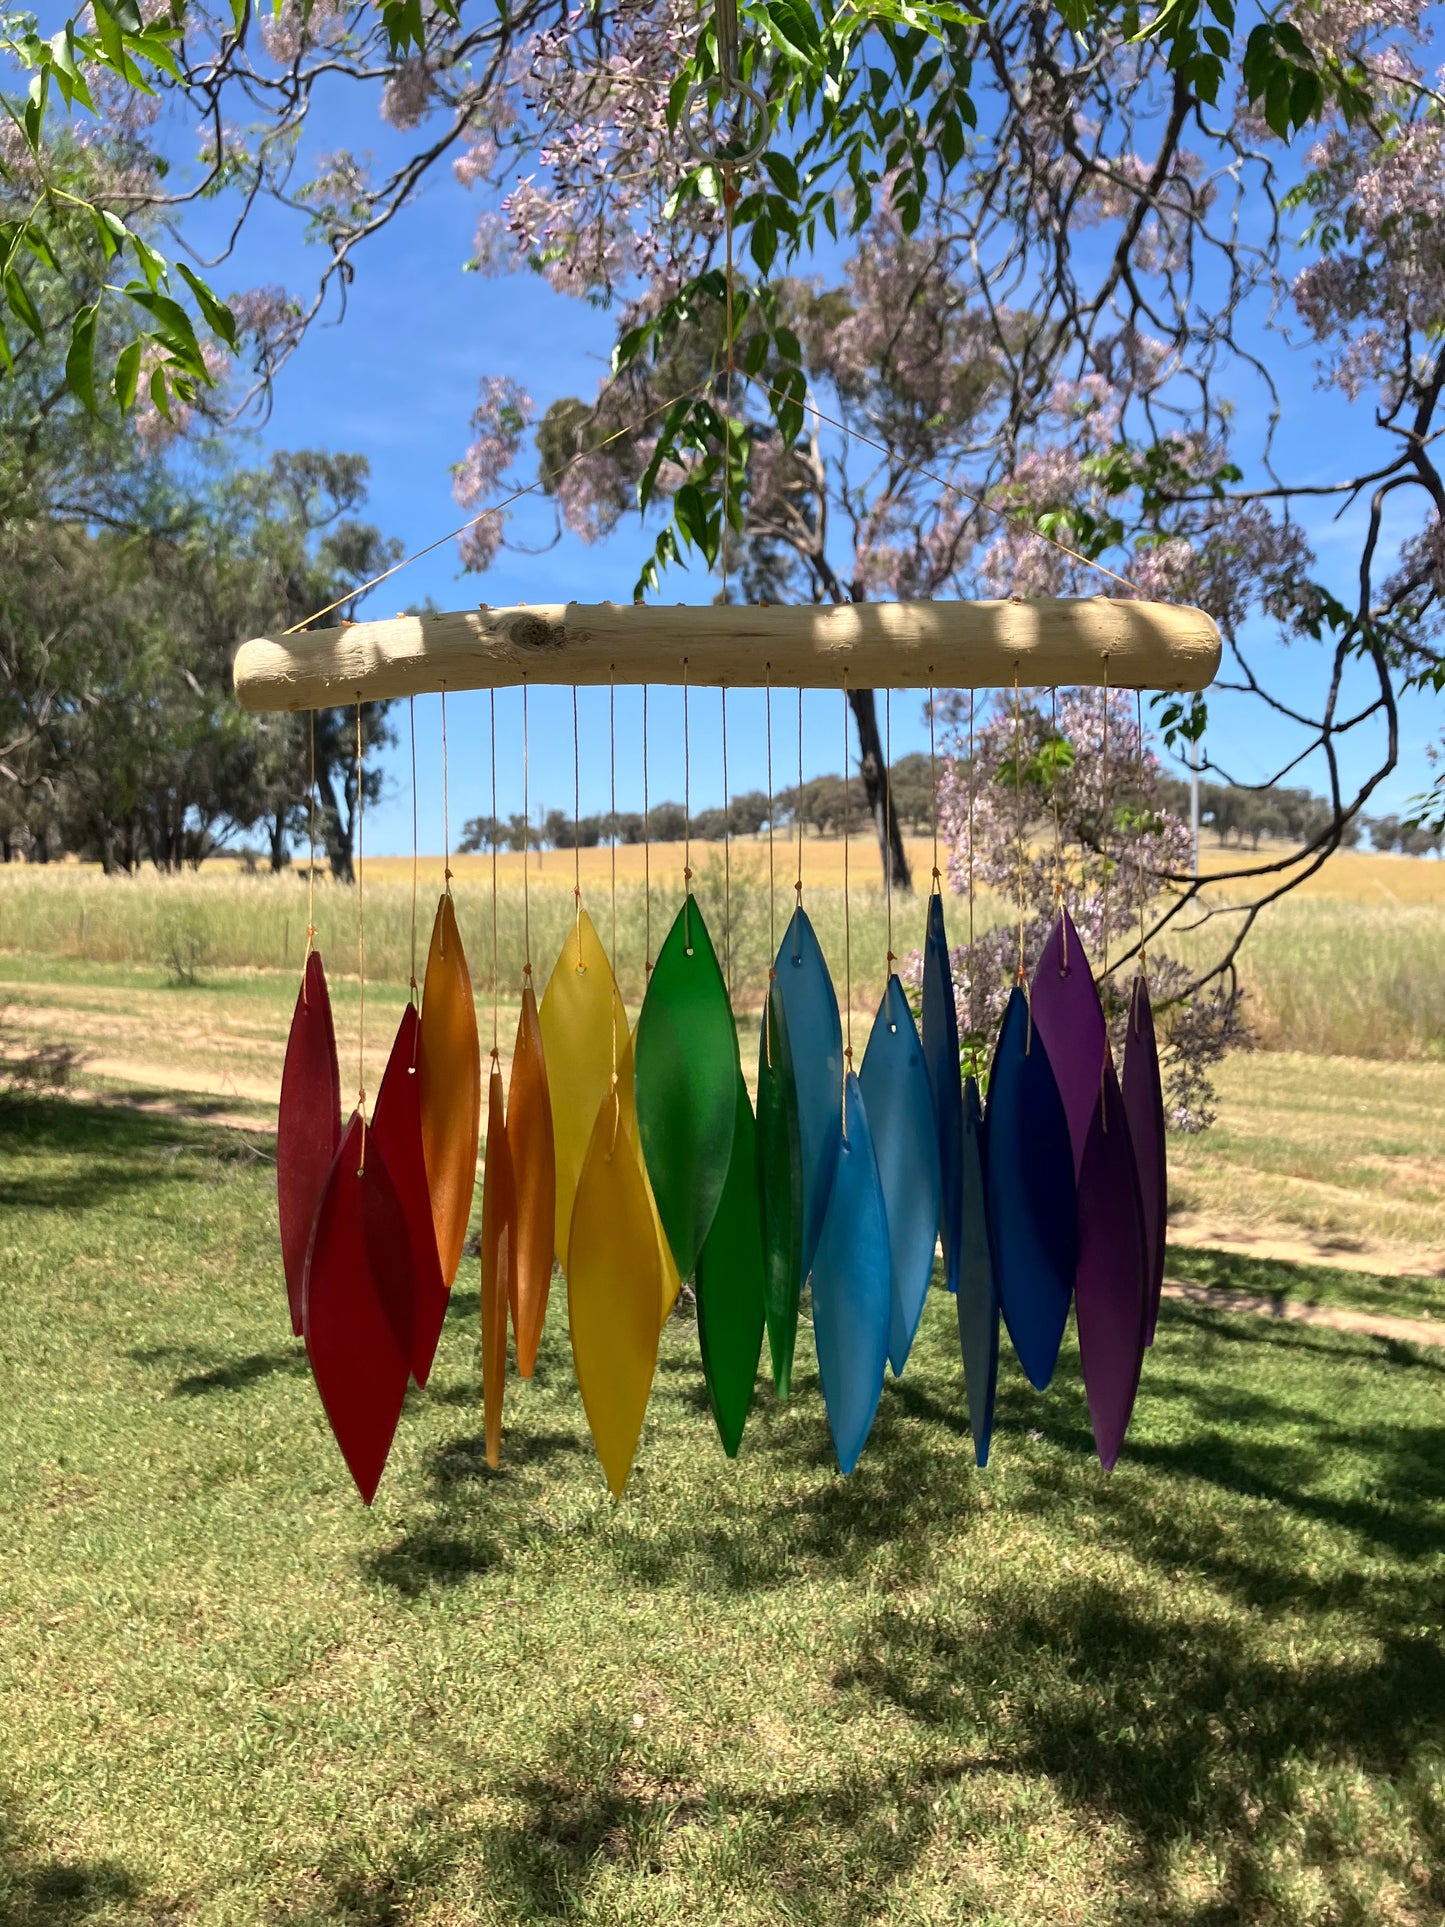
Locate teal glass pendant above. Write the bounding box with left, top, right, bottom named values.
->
left=756, top=982, right=804, bottom=1396
left=859, top=973, right=942, bottom=1376
left=811, top=1073, right=891, bottom=1475
left=922, top=894, right=964, bottom=1293
left=957, top=1074, right=999, bottom=1466
left=985, top=985, right=1077, bottom=1391
left=772, top=907, right=843, bottom=1283
left=694, top=1072, right=767, bottom=1455
left=634, top=895, right=741, bottom=1279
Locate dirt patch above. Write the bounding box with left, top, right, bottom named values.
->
left=1162, top=1277, right=1444, bottom=1348
left=1165, top=1208, right=1443, bottom=1281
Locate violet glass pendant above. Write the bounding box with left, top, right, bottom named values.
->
left=773, top=907, right=843, bottom=1284
left=921, top=894, right=963, bottom=1293
left=1030, top=908, right=1106, bottom=1178
left=985, top=985, right=1076, bottom=1392
left=1122, top=973, right=1168, bottom=1345
left=1075, top=1058, right=1149, bottom=1471
left=957, top=1074, right=999, bottom=1467
left=811, top=1073, right=891, bottom=1475
left=859, top=974, right=942, bottom=1376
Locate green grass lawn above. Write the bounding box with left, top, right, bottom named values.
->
left=2, top=1098, right=1443, bottom=1926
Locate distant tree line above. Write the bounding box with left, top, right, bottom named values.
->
left=1154, top=776, right=1365, bottom=852
left=459, top=754, right=940, bottom=855
left=1361, top=815, right=1444, bottom=856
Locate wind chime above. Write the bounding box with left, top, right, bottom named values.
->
left=245, top=18, right=1215, bottom=1504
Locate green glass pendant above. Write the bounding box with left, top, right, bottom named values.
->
left=634, top=895, right=741, bottom=1279
left=756, top=980, right=804, bottom=1397
left=694, top=1071, right=767, bottom=1456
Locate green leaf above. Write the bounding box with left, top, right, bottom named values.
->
left=65, top=303, right=99, bottom=415
left=176, top=262, right=239, bottom=348
left=3, top=269, right=44, bottom=342
left=114, top=337, right=142, bottom=410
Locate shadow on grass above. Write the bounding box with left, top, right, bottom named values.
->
left=128, top=1340, right=307, bottom=1398
left=0, top=1096, right=251, bottom=1211
left=1167, top=1240, right=1445, bottom=1319
left=0, top=1793, right=173, bottom=1925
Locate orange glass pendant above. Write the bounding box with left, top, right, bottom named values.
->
left=538, top=909, right=627, bottom=1272
left=507, top=981, right=556, bottom=1376
left=566, top=1088, right=663, bottom=1497
left=302, top=1112, right=414, bottom=1505
left=417, top=894, right=481, bottom=1290
left=480, top=1055, right=515, bottom=1468
left=277, top=950, right=341, bottom=1336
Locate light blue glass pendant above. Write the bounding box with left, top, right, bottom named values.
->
left=772, top=907, right=843, bottom=1284
left=985, top=984, right=1077, bottom=1391
left=859, top=974, right=942, bottom=1376
left=922, top=894, right=964, bottom=1293
left=957, top=1073, right=999, bottom=1466
left=811, top=1072, right=891, bottom=1475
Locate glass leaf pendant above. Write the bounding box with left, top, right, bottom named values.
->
left=1030, top=908, right=1107, bottom=1178
left=372, top=1002, right=447, bottom=1387
left=634, top=896, right=740, bottom=1280
left=481, top=1056, right=515, bottom=1469
left=566, top=1091, right=663, bottom=1497
left=302, top=1113, right=414, bottom=1506
left=1122, top=973, right=1168, bottom=1345
left=958, top=1074, right=999, bottom=1467
left=694, top=1072, right=767, bottom=1456
left=922, top=893, right=964, bottom=1294
left=539, top=909, right=627, bottom=1276
left=756, top=982, right=804, bottom=1397
left=772, top=907, right=843, bottom=1286
left=277, top=950, right=341, bottom=1336
left=812, top=1073, right=891, bottom=1476
left=417, top=894, right=482, bottom=1290
left=1075, top=1058, right=1150, bottom=1471
left=985, top=985, right=1077, bottom=1392
left=617, top=1027, right=681, bottom=1326
left=859, top=973, right=942, bottom=1377
left=507, top=982, right=556, bottom=1376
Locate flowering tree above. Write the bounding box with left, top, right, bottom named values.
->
left=926, top=690, right=1243, bottom=1131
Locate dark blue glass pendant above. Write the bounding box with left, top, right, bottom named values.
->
left=984, top=985, right=1076, bottom=1391
left=921, top=894, right=964, bottom=1293
left=772, top=907, right=843, bottom=1285
left=958, top=1073, right=999, bottom=1466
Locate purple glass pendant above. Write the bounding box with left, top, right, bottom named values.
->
left=1030, top=909, right=1107, bottom=1177
left=1121, top=973, right=1168, bottom=1345
left=1075, top=1059, right=1149, bottom=1471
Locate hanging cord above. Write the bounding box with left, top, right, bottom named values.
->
left=758, top=378, right=1143, bottom=598
left=721, top=683, right=732, bottom=1004
left=489, top=688, right=500, bottom=1062
left=572, top=686, right=583, bottom=970
left=1050, top=686, right=1065, bottom=914
left=282, top=380, right=714, bottom=635
left=884, top=686, right=895, bottom=979
left=521, top=677, right=532, bottom=985
left=927, top=674, right=941, bottom=896
left=643, top=684, right=653, bottom=977
left=441, top=687, right=452, bottom=899
left=1136, top=687, right=1148, bottom=1005
left=967, top=688, right=977, bottom=1067
left=764, top=663, right=776, bottom=1067
left=792, top=686, right=803, bottom=960
left=355, top=698, right=367, bottom=1172
left=1013, top=674, right=1027, bottom=988
left=408, top=696, right=419, bottom=1012
left=303, top=708, right=317, bottom=996
left=683, top=658, right=693, bottom=952
left=841, top=674, right=853, bottom=1135
left=1100, top=656, right=1113, bottom=1123
left=609, top=668, right=619, bottom=1092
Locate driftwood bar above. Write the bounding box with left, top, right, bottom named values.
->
left=232, top=597, right=1221, bottom=711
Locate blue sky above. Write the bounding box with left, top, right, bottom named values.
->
left=161, top=70, right=1439, bottom=857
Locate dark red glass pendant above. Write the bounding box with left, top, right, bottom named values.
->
left=372, top=1003, right=448, bottom=1387
left=302, top=1113, right=414, bottom=1505
left=277, top=950, right=341, bottom=1336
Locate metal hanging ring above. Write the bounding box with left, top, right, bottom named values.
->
left=682, top=77, right=770, bottom=167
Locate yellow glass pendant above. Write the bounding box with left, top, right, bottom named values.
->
left=417, top=893, right=481, bottom=1290
left=618, top=1028, right=682, bottom=1326
left=566, top=1088, right=663, bottom=1497
left=538, top=910, right=626, bottom=1272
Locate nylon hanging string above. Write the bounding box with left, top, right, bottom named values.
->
left=408, top=696, right=419, bottom=1008
left=355, top=697, right=367, bottom=1172
left=304, top=707, right=317, bottom=996
left=765, top=665, right=776, bottom=1068
left=928, top=675, right=940, bottom=894
left=967, top=688, right=976, bottom=1060
left=683, top=658, right=693, bottom=952
left=1100, top=655, right=1112, bottom=1127
left=841, top=674, right=852, bottom=1136
left=643, top=683, right=653, bottom=976
left=1136, top=687, right=1148, bottom=998
left=792, top=686, right=803, bottom=962
left=609, top=669, right=618, bottom=1083
left=490, top=688, right=500, bottom=1060
left=721, top=683, right=732, bottom=1005
left=1013, top=675, right=1027, bottom=988
left=884, top=685, right=895, bottom=977
left=1050, top=686, right=1065, bottom=911
left=522, top=677, right=532, bottom=982
left=572, top=685, right=583, bottom=970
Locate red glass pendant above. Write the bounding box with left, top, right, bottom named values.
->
left=277, top=950, right=341, bottom=1336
